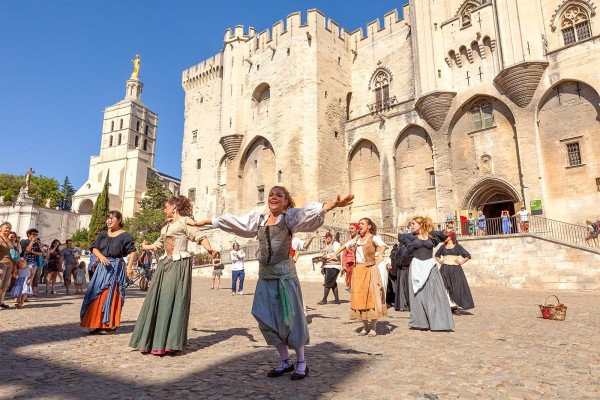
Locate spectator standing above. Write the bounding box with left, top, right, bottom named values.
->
left=477, top=211, right=486, bottom=236
left=230, top=243, right=245, bottom=295
left=517, top=206, right=530, bottom=233
left=501, top=210, right=511, bottom=234
left=60, top=239, right=80, bottom=295
left=74, top=261, right=87, bottom=294
left=20, top=229, right=42, bottom=296
left=0, top=222, right=17, bottom=310
left=317, top=232, right=342, bottom=305
left=45, top=240, right=62, bottom=294
left=211, top=252, right=224, bottom=289
left=341, top=223, right=358, bottom=291
left=585, top=220, right=599, bottom=248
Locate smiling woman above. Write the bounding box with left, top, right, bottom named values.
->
left=192, top=186, right=353, bottom=380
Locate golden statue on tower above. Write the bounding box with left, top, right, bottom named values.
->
left=131, top=54, right=141, bottom=78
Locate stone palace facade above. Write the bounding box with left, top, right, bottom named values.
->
left=180, top=0, right=600, bottom=228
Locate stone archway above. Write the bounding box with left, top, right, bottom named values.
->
left=78, top=199, right=94, bottom=214
left=462, top=177, right=521, bottom=219
left=237, top=137, right=276, bottom=212
left=349, top=139, right=381, bottom=224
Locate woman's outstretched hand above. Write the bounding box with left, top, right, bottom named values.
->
left=323, top=194, right=354, bottom=212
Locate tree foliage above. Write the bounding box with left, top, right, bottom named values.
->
left=58, top=176, right=76, bottom=210
left=0, top=173, right=63, bottom=207
left=88, top=172, right=110, bottom=244
left=124, top=178, right=170, bottom=247
left=71, top=228, right=90, bottom=248
left=139, top=177, right=170, bottom=211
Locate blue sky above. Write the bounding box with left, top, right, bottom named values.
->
left=0, top=0, right=407, bottom=188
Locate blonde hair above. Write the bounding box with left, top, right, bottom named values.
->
left=413, top=216, right=435, bottom=236
left=270, top=186, right=296, bottom=211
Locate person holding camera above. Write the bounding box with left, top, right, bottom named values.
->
left=230, top=242, right=245, bottom=295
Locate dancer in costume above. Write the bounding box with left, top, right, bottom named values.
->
left=435, top=232, right=474, bottom=313
left=331, top=218, right=388, bottom=336
left=81, top=211, right=136, bottom=334
left=192, top=186, right=353, bottom=379
left=129, top=196, right=215, bottom=355
left=399, top=217, right=454, bottom=331
left=317, top=231, right=342, bottom=305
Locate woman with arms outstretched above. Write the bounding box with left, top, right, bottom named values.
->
left=192, top=186, right=353, bottom=380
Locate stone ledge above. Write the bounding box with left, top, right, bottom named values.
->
left=493, top=61, right=548, bottom=107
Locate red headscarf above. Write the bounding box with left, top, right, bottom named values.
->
left=349, top=222, right=359, bottom=230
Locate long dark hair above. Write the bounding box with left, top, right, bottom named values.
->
left=108, top=210, right=124, bottom=228
left=168, top=196, right=193, bottom=217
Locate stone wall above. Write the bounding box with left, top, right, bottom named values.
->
left=193, top=234, right=600, bottom=291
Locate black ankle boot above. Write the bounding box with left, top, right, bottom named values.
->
left=317, top=287, right=329, bottom=305
left=332, top=287, right=340, bottom=304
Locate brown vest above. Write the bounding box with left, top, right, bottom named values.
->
left=360, top=236, right=377, bottom=266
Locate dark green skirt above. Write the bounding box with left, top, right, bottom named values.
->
left=129, top=257, right=192, bottom=352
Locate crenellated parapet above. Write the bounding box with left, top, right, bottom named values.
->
left=223, top=7, right=409, bottom=57
left=182, top=53, right=223, bottom=91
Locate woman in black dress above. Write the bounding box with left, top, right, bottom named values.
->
left=435, top=232, right=474, bottom=312
left=45, top=239, right=62, bottom=295
left=80, top=211, right=137, bottom=334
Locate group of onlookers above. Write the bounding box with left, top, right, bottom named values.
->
left=0, top=221, right=89, bottom=311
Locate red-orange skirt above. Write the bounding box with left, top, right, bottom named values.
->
left=80, top=286, right=122, bottom=329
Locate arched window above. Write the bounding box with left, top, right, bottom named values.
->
left=119, top=119, right=123, bottom=129
left=252, top=83, right=270, bottom=103
left=561, top=5, right=592, bottom=45
left=136, top=120, right=141, bottom=132
left=110, top=121, right=114, bottom=131
left=373, top=71, right=390, bottom=110
left=109, top=135, right=113, bottom=146
left=117, top=133, right=122, bottom=145
left=145, top=125, right=149, bottom=135
left=471, top=99, right=493, bottom=131
left=143, top=139, right=148, bottom=151
left=134, top=136, right=139, bottom=148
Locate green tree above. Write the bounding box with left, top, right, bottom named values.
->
left=124, top=177, right=171, bottom=247
left=139, top=177, right=170, bottom=211
left=58, top=176, right=76, bottom=210
left=88, top=172, right=110, bottom=244
left=0, top=173, right=63, bottom=206
left=71, top=228, right=90, bottom=248
left=0, top=174, right=23, bottom=202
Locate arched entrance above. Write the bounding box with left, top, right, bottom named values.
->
left=463, top=178, right=521, bottom=228
left=78, top=199, right=93, bottom=214
left=237, top=136, right=276, bottom=212
left=349, top=139, right=382, bottom=224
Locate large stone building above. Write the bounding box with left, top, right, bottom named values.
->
left=73, top=57, right=180, bottom=218
left=181, top=0, right=600, bottom=228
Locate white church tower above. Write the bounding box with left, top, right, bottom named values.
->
left=73, top=55, right=178, bottom=219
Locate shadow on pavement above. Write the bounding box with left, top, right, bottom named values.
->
left=1, top=320, right=373, bottom=399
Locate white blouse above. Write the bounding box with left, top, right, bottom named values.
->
left=344, top=235, right=387, bottom=264
left=211, top=202, right=325, bottom=238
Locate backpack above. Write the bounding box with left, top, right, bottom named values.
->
left=591, top=220, right=600, bottom=234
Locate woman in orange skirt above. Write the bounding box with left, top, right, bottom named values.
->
left=80, top=211, right=136, bottom=334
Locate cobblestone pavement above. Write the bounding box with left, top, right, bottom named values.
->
left=1, top=278, right=599, bottom=400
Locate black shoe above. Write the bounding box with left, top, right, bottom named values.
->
left=267, top=361, right=294, bottom=378
left=332, top=300, right=340, bottom=304
left=317, top=300, right=328, bottom=305
left=291, top=365, right=309, bottom=380
left=102, top=328, right=117, bottom=335
left=0, top=304, right=10, bottom=309
left=89, top=328, right=104, bottom=335
left=451, top=307, right=460, bottom=315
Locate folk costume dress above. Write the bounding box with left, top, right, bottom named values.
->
left=344, top=235, right=388, bottom=321
left=211, top=203, right=325, bottom=349
left=435, top=244, right=474, bottom=310
left=129, top=217, right=207, bottom=354
left=80, top=232, right=136, bottom=330
left=399, top=232, right=455, bottom=331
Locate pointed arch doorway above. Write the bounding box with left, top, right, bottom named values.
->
left=462, top=177, right=522, bottom=219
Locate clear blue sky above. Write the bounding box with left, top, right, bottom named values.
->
left=0, top=0, right=407, bottom=189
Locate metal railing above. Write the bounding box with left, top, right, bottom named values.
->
left=219, top=215, right=599, bottom=263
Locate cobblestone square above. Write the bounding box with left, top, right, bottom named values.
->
left=1, top=277, right=599, bottom=399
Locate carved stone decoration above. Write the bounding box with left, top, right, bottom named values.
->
left=368, top=65, right=393, bottom=90
left=480, top=154, right=492, bottom=175
left=415, top=91, right=457, bottom=131
left=550, top=0, right=596, bottom=31
left=494, top=61, right=549, bottom=107
left=219, top=134, right=245, bottom=160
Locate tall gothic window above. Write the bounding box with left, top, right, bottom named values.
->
left=136, top=120, right=141, bottom=132
left=110, top=121, right=114, bottom=131
left=134, top=136, right=139, bottom=148
left=109, top=135, right=113, bottom=146
left=145, top=125, right=149, bottom=135
left=117, top=133, right=122, bottom=145
left=119, top=119, right=123, bottom=129
left=561, top=5, right=592, bottom=46
left=471, top=100, right=493, bottom=131
left=373, top=71, right=390, bottom=110
left=143, top=139, right=148, bottom=151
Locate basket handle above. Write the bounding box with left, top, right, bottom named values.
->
left=544, top=295, right=560, bottom=305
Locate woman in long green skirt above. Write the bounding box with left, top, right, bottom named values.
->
left=129, top=195, right=215, bottom=355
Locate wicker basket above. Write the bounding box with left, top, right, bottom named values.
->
left=539, top=295, right=567, bottom=321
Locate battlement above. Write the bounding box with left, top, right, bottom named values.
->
left=225, top=7, right=408, bottom=55
left=182, top=53, right=223, bottom=89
